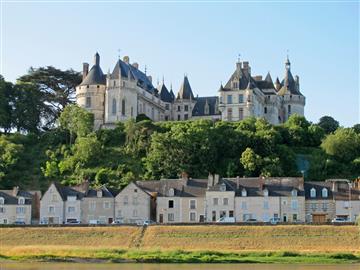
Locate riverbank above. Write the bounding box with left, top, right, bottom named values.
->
left=1, top=225, right=359, bottom=264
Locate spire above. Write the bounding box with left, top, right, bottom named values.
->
left=177, top=75, right=195, bottom=100
left=265, top=72, right=273, bottom=83
left=94, top=52, right=100, bottom=66
left=285, top=54, right=291, bottom=71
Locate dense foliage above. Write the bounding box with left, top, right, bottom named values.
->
left=0, top=72, right=359, bottom=191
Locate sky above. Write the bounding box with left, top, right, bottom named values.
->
left=1, top=0, right=359, bottom=126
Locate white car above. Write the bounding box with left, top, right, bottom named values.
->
left=89, top=220, right=101, bottom=225
left=143, top=220, right=156, bottom=226
left=331, top=217, right=348, bottom=223
left=111, top=220, right=123, bottom=225
left=216, top=217, right=236, bottom=223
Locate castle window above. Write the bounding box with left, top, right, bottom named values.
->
left=177, top=106, right=181, bottom=112
left=233, top=81, right=238, bottom=89
left=227, top=95, right=233, bottom=104
left=151, top=108, right=154, bottom=119
left=131, top=107, right=133, bottom=117
left=264, top=107, right=267, bottom=114
left=112, top=99, right=117, bottom=115
left=122, top=99, right=126, bottom=116
left=288, top=105, right=291, bottom=114
left=177, top=115, right=181, bottom=121
left=113, top=81, right=116, bottom=87
left=184, top=114, right=188, bottom=120
left=239, top=108, right=243, bottom=120
left=227, top=108, right=232, bottom=121
left=86, top=97, right=91, bottom=108
left=165, top=104, right=169, bottom=110
left=239, top=94, right=244, bottom=103
left=184, top=105, right=189, bottom=111
left=87, top=85, right=89, bottom=88
left=165, top=116, right=169, bottom=121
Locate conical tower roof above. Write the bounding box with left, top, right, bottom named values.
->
left=177, top=75, right=195, bottom=100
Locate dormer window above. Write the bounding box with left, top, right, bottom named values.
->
left=0, top=197, right=4, bottom=205
left=310, top=188, right=316, bottom=198
left=322, top=188, right=328, bottom=198
left=220, top=183, right=226, bottom=192
left=241, top=189, right=247, bottom=197
left=67, top=196, right=76, bottom=202
left=97, top=190, right=102, bottom=198
left=18, top=197, right=25, bottom=205
left=263, top=189, right=269, bottom=197
left=168, top=188, right=175, bottom=197
left=233, top=81, right=238, bottom=89
left=291, top=189, right=297, bottom=197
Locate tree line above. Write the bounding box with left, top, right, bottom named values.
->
left=0, top=69, right=359, bottom=190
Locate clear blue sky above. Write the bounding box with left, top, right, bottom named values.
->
left=1, top=1, right=359, bottom=126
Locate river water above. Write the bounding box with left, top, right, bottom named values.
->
left=0, top=263, right=359, bottom=270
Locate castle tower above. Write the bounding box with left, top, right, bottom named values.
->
left=277, top=56, right=305, bottom=122
left=76, top=52, right=106, bottom=129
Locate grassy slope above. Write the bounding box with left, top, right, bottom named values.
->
left=0, top=225, right=359, bottom=263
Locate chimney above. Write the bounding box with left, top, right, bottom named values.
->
left=332, top=181, right=338, bottom=192
left=242, top=61, right=251, bottom=77
left=298, top=178, right=304, bottom=190
left=12, top=186, right=19, bottom=196
left=94, top=52, right=100, bottom=66
left=132, top=62, right=139, bottom=69
left=214, top=174, right=220, bottom=186
left=236, top=176, right=240, bottom=190
left=147, top=76, right=152, bottom=83
left=123, top=56, right=130, bottom=64
left=253, top=75, right=262, bottom=81
left=236, top=61, right=242, bottom=70
left=181, top=172, right=189, bottom=185
left=82, top=63, right=89, bottom=80
left=259, top=176, right=265, bottom=190
left=208, top=173, right=214, bottom=188
left=73, top=180, right=90, bottom=194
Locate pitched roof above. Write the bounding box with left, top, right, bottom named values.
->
left=53, top=182, right=85, bottom=201
left=192, top=96, right=220, bottom=116
left=0, top=191, right=32, bottom=205
left=304, top=182, right=333, bottom=200
left=278, top=59, right=303, bottom=96
left=177, top=76, right=195, bottom=100
left=158, top=83, right=174, bottom=103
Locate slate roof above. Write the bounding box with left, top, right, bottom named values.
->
left=111, top=59, right=156, bottom=94
left=304, top=182, right=333, bottom=200
left=85, top=187, right=116, bottom=198
left=0, top=191, right=32, bottom=205
left=192, top=96, right=220, bottom=116
left=177, top=76, right=195, bottom=100
left=80, top=53, right=106, bottom=87
left=224, top=68, right=252, bottom=90
left=158, top=83, right=174, bottom=103
left=53, top=182, right=85, bottom=201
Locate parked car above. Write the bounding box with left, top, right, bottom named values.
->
left=269, top=217, right=281, bottom=225
left=216, top=217, right=236, bottom=223
left=143, top=220, right=156, bottom=226
left=66, top=220, right=81, bottom=224
left=89, top=220, right=101, bottom=225
left=331, top=217, right=348, bottom=223
left=111, top=219, right=123, bottom=225
left=14, top=221, right=26, bottom=225
left=245, top=218, right=258, bottom=223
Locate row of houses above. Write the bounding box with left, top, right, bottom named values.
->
left=1, top=175, right=359, bottom=225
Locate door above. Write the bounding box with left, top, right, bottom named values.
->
left=312, top=214, right=326, bottom=223
left=159, top=214, right=163, bottom=223
left=199, top=215, right=204, bottom=223
left=108, top=218, right=113, bottom=224
left=283, top=215, right=287, bottom=222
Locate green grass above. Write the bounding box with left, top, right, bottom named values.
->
left=1, top=250, right=359, bottom=264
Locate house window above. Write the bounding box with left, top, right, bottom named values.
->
left=291, top=189, right=298, bottom=197
left=322, top=188, right=328, bottom=198
left=264, top=107, right=267, bottom=114
left=241, top=201, right=247, bottom=210
left=0, top=197, right=4, bottom=204
left=68, top=206, right=75, bottom=213
left=233, top=81, right=238, bottom=89
left=291, top=200, right=298, bottom=210
left=190, top=212, right=196, bottom=221
left=263, top=200, right=269, bottom=209
left=168, top=200, right=174, bottom=208
left=322, top=203, right=328, bottom=211
left=0, top=207, right=4, bottom=213
left=16, top=207, right=25, bottom=214
left=184, top=114, right=188, bottom=120
left=220, top=211, right=226, bottom=218
left=223, top=198, right=229, bottom=206
left=48, top=206, right=55, bottom=213
left=310, top=188, right=316, bottom=198
left=86, top=97, right=91, bottom=108
left=227, top=108, right=232, bottom=121
left=263, top=189, right=269, bottom=197
left=229, top=210, right=234, bottom=217
left=184, top=105, right=189, bottom=111
left=212, top=211, right=216, bottom=221
left=241, top=189, right=247, bottom=197
left=292, top=214, right=298, bottom=221
left=344, top=201, right=350, bottom=208
left=227, top=95, right=233, bottom=104
left=111, top=98, right=116, bottom=115
left=239, top=108, right=243, bottom=120
left=311, top=203, right=317, bottom=211
left=103, top=202, right=110, bottom=209
left=213, top=198, right=219, bottom=206
left=168, top=188, right=175, bottom=197
left=124, top=196, right=128, bottom=205
left=134, top=189, right=138, bottom=193
left=239, top=94, right=244, bottom=103
left=89, top=201, right=96, bottom=210
left=133, top=209, right=138, bottom=217
left=190, top=200, right=196, bottom=209
left=18, top=197, right=25, bottom=205
left=168, top=213, right=174, bottom=222
left=122, top=99, right=126, bottom=116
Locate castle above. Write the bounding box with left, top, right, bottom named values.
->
left=76, top=53, right=305, bottom=129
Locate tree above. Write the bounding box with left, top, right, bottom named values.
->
left=240, top=147, right=262, bottom=176
left=321, top=128, right=360, bottom=163
left=353, top=124, right=360, bottom=134
left=318, top=116, right=339, bottom=134
left=0, top=76, right=14, bottom=133
left=59, top=105, right=94, bottom=144
left=17, top=66, right=81, bottom=129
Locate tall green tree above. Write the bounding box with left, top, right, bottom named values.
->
left=0, top=76, right=14, bottom=133
left=318, top=116, right=339, bottom=134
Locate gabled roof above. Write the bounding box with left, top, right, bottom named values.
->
left=85, top=186, right=116, bottom=198
left=52, top=182, right=85, bottom=201
left=177, top=76, right=195, bottom=100
left=224, top=68, right=251, bottom=90
left=192, top=96, right=220, bottom=116
left=158, top=83, right=174, bottom=103
left=0, top=191, right=32, bottom=205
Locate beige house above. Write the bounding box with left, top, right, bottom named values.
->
left=115, top=182, right=154, bottom=224
left=0, top=188, right=35, bottom=224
